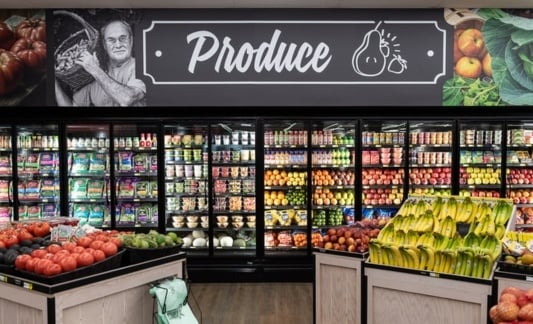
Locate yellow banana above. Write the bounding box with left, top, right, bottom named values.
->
left=401, top=245, right=420, bottom=270
left=419, top=245, right=436, bottom=271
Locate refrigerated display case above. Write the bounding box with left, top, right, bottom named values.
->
left=15, top=125, right=61, bottom=220
left=211, top=121, right=257, bottom=255
left=311, top=121, right=356, bottom=237
left=263, top=121, right=308, bottom=255
left=0, top=126, right=12, bottom=223
left=361, top=121, right=406, bottom=220
left=408, top=121, right=453, bottom=196
left=113, top=124, right=159, bottom=229
left=66, top=124, right=111, bottom=227
left=163, top=123, right=209, bottom=254
left=459, top=122, right=503, bottom=198
left=506, top=122, right=533, bottom=228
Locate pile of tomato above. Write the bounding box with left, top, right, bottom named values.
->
left=14, top=230, right=123, bottom=277
left=0, top=221, right=51, bottom=249
left=0, top=16, right=46, bottom=96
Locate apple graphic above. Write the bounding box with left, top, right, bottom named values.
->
left=455, top=56, right=483, bottom=79
left=457, top=28, right=485, bottom=58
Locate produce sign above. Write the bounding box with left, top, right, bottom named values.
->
left=368, top=195, right=514, bottom=279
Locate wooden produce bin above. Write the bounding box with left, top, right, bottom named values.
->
left=494, top=270, right=533, bottom=297
left=365, top=264, right=493, bottom=324
left=314, top=251, right=364, bottom=324
left=0, top=252, right=186, bottom=324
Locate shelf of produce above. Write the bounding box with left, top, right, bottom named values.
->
left=314, top=251, right=364, bottom=324
left=364, top=263, right=493, bottom=324
left=0, top=252, right=186, bottom=324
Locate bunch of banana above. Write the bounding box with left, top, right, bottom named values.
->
left=368, top=239, right=384, bottom=264
left=376, top=222, right=395, bottom=243
left=380, top=243, right=404, bottom=268
left=431, top=196, right=444, bottom=218
left=479, top=233, right=502, bottom=261
left=492, top=200, right=513, bottom=225
left=494, top=223, right=507, bottom=240
left=455, top=197, right=478, bottom=223
left=413, top=210, right=435, bottom=232
left=434, top=215, right=457, bottom=238
left=417, top=231, right=436, bottom=246
left=474, top=201, right=492, bottom=223
left=418, top=244, right=436, bottom=271
left=437, top=197, right=458, bottom=220
left=454, top=246, right=496, bottom=278
left=396, top=199, right=416, bottom=217
left=399, top=244, right=420, bottom=269
left=412, top=199, right=432, bottom=218
left=470, top=214, right=496, bottom=237
left=463, top=232, right=482, bottom=248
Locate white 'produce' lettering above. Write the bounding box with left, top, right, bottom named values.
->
left=186, top=29, right=331, bottom=74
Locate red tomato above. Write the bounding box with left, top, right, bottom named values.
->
left=59, top=256, right=77, bottom=272
left=100, top=241, right=118, bottom=257
left=25, top=257, right=39, bottom=272
left=0, top=241, right=5, bottom=249
left=34, top=259, right=52, bottom=275
left=108, top=236, right=123, bottom=248
left=89, top=240, right=104, bottom=250
left=43, top=262, right=62, bottom=276
left=4, top=234, right=19, bottom=248
left=92, top=249, right=106, bottom=262
left=14, top=254, right=32, bottom=270
left=31, top=248, right=48, bottom=258
left=77, top=252, right=95, bottom=267
left=72, top=246, right=85, bottom=254
left=15, top=18, right=46, bottom=42
left=52, top=250, right=69, bottom=263
left=0, top=49, right=24, bottom=96
left=69, top=252, right=80, bottom=266
left=84, top=247, right=95, bottom=255
left=46, top=243, right=63, bottom=254
left=42, top=252, right=55, bottom=260
left=33, top=222, right=51, bottom=237
left=62, top=242, right=77, bottom=252
left=0, top=21, right=15, bottom=50
left=16, top=229, right=34, bottom=242
left=10, top=38, right=46, bottom=74
left=76, top=236, right=93, bottom=248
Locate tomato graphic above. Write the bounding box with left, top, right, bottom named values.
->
left=0, top=21, right=15, bottom=50
left=10, top=37, right=46, bottom=74
left=0, top=49, right=24, bottom=96
left=15, top=18, right=46, bottom=42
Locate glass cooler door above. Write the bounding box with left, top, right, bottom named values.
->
left=264, top=120, right=308, bottom=256
left=113, top=124, right=159, bottom=229
left=163, top=123, right=209, bottom=255
left=408, top=121, right=453, bottom=196
left=66, top=124, right=110, bottom=227
left=16, top=125, right=61, bottom=220
left=459, top=122, right=503, bottom=198
left=361, top=120, right=406, bottom=220
left=211, top=121, right=256, bottom=255
left=0, top=126, right=11, bottom=223
left=506, top=122, right=533, bottom=229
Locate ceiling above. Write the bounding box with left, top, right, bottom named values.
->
left=2, top=0, right=532, bottom=9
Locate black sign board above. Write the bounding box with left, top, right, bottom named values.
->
left=136, top=9, right=453, bottom=106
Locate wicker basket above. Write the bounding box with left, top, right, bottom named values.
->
left=54, top=10, right=99, bottom=92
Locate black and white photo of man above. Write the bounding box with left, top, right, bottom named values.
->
left=55, top=10, right=146, bottom=107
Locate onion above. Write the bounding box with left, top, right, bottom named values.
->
left=519, top=303, right=533, bottom=321
left=502, top=286, right=526, bottom=299
left=500, top=293, right=518, bottom=304
left=497, top=301, right=520, bottom=322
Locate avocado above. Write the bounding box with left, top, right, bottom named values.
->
left=20, top=239, right=33, bottom=247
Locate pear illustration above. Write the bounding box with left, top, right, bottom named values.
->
left=352, top=24, right=389, bottom=77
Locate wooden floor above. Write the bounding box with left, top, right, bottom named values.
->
left=189, top=282, right=314, bottom=324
